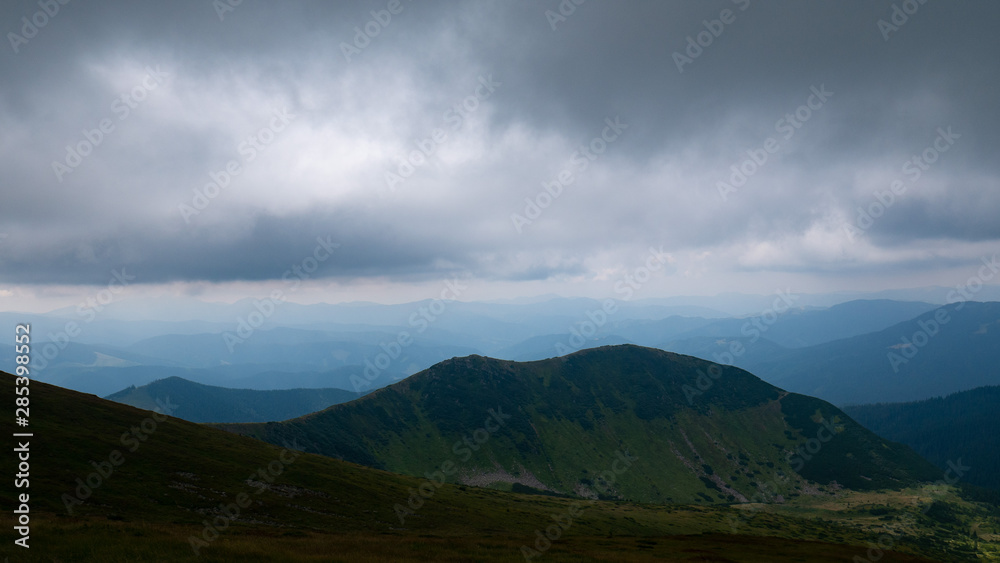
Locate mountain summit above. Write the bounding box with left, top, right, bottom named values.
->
left=227, top=345, right=937, bottom=504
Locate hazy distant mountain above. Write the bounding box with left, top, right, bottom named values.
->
left=747, top=302, right=1000, bottom=405
left=747, top=300, right=938, bottom=348
left=609, top=316, right=718, bottom=347
left=491, top=333, right=633, bottom=361
left=844, top=386, right=1000, bottom=490
left=658, top=300, right=936, bottom=349
left=227, top=345, right=937, bottom=504
left=29, top=363, right=403, bottom=398
left=11, top=340, right=181, bottom=370
left=105, top=377, right=363, bottom=423
left=660, top=336, right=788, bottom=370
left=126, top=327, right=480, bottom=372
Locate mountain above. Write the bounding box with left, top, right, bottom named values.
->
left=606, top=315, right=718, bottom=347
left=105, top=377, right=364, bottom=423
left=844, top=386, right=1000, bottom=490
left=3, top=370, right=973, bottom=561
left=22, top=362, right=406, bottom=398
left=660, top=335, right=788, bottom=369
left=745, top=302, right=1000, bottom=405
left=650, top=299, right=937, bottom=350
left=21, top=325, right=476, bottom=395
left=491, top=333, right=633, bottom=361
left=125, top=327, right=480, bottom=371
left=734, top=299, right=937, bottom=348
left=226, top=345, right=939, bottom=505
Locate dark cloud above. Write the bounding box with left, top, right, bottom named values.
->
left=1, top=0, right=998, bottom=290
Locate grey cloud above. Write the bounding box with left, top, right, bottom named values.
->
left=1, top=0, right=998, bottom=289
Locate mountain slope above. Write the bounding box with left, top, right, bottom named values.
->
left=844, top=386, right=1000, bottom=490
left=746, top=302, right=1000, bottom=405
left=105, top=376, right=364, bottom=423
left=1, top=370, right=965, bottom=561
left=613, top=299, right=935, bottom=351
left=736, top=299, right=938, bottom=348
left=226, top=345, right=939, bottom=505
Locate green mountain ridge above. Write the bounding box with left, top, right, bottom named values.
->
left=224, top=345, right=940, bottom=505
left=4, top=369, right=978, bottom=561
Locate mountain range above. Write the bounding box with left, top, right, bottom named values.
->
left=105, top=376, right=364, bottom=423
left=4, top=347, right=992, bottom=561
left=225, top=345, right=939, bottom=505
left=743, top=302, right=1000, bottom=405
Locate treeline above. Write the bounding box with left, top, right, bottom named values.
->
left=844, top=386, right=1000, bottom=490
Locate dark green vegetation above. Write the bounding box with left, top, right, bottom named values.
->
left=845, top=385, right=1000, bottom=490
left=741, top=302, right=1000, bottom=405
left=226, top=345, right=939, bottom=505
left=105, top=376, right=364, bottom=423
left=3, top=369, right=994, bottom=561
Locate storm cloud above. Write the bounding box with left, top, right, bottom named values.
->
left=1, top=0, right=998, bottom=300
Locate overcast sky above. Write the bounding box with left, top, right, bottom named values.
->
left=1, top=0, right=998, bottom=312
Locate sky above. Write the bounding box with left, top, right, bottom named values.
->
left=1, top=0, right=999, bottom=312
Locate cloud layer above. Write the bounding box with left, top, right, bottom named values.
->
left=1, top=0, right=998, bottom=301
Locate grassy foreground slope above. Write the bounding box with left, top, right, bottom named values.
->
left=0, top=370, right=986, bottom=561
left=227, top=345, right=939, bottom=505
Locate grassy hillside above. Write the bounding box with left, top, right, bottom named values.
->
left=7, top=370, right=990, bottom=561
left=845, top=386, right=1000, bottom=490
left=105, top=376, right=364, bottom=423
left=224, top=345, right=940, bottom=506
